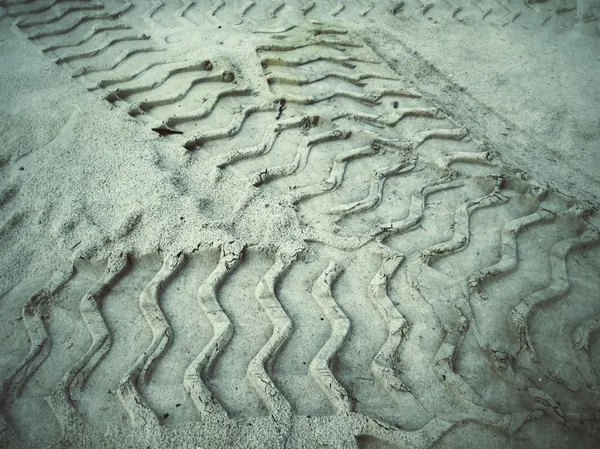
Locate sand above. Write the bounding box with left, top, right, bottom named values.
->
left=0, top=1, right=599, bottom=448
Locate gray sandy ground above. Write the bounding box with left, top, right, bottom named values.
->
left=0, top=2, right=599, bottom=448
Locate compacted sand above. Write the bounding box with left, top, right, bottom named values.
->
left=0, top=2, right=599, bottom=448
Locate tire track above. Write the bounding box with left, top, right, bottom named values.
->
left=249, top=129, right=351, bottom=186
left=428, top=181, right=575, bottom=426
left=0, top=236, right=598, bottom=444
left=2, top=0, right=590, bottom=36
left=193, top=0, right=584, bottom=31
left=327, top=158, right=417, bottom=217
left=2, top=5, right=599, bottom=448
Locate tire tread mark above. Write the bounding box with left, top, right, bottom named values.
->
left=8, top=0, right=95, bottom=19
left=214, top=126, right=278, bottom=168
left=183, top=242, right=243, bottom=419
left=162, top=87, right=253, bottom=129
left=327, top=158, right=417, bottom=217
left=249, top=129, right=351, bottom=186
left=301, top=226, right=375, bottom=250
left=0, top=268, right=73, bottom=402
left=260, top=54, right=381, bottom=69
left=55, top=33, right=150, bottom=64
left=46, top=253, right=129, bottom=430
left=572, top=314, right=600, bottom=394
left=117, top=253, right=183, bottom=427
left=115, top=72, right=240, bottom=118
left=246, top=249, right=301, bottom=434
left=103, top=60, right=215, bottom=100
left=183, top=102, right=275, bottom=151
left=310, top=261, right=352, bottom=413
left=41, top=23, right=131, bottom=53
left=86, top=55, right=171, bottom=90
left=407, top=181, right=534, bottom=433
left=378, top=150, right=498, bottom=235
left=142, top=0, right=163, bottom=24
left=329, top=2, right=345, bottom=16
left=468, top=208, right=555, bottom=294
left=71, top=46, right=165, bottom=78
left=464, top=204, right=571, bottom=424
left=285, top=143, right=380, bottom=204
left=511, top=217, right=600, bottom=359
left=368, top=254, right=413, bottom=397
left=269, top=0, right=285, bottom=18
left=16, top=3, right=104, bottom=28
left=256, top=37, right=360, bottom=53
left=265, top=69, right=399, bottom=88
left=25, top=1, right=133, bottom=40
left=346, top=106, right=445, bottom=127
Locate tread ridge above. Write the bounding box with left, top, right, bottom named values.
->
left=468, top=208, right=555, bottom=295
left=511, top=217, right=600, bottom=359
left=162, top=87, right=253, bottom=128
left=368, top=254, right=413, bottom=398
left=354, top=415, right=454, bottom=449
left=406, top=182, right=532, bottom=433
left=142, top=0, right=163, bottom=24
left=301, top=226, right=374, bottom=250
left=309, top=261, right=352, bottom=413
left=119, top=75, right=243, bottom=120
left=73, top=46, right=166, bottom=78
left=45, top=253, right=129, bottom=431
left=87, top=56, right=171, bottom=90
left=380, top=176, right=465, bottom=236
left=285, top=143, right=380, bottom=204
left=256, top=38, right=360, bottom=53
left=249, top=129, right=351, bottom=186
left=265, top=68, right=398, bottom=87
left=183, top=242, right=243, bottom=419
left=347, top=106, right=445, bottom=127
left=0, top=269, right=73, bottom=402
left=327, top=158, right=417, bottom=216
left=25, top=2, right=133, bottom=40
left=116, top=253, right=183, bottom=427
left=460, top=198, right=572, bottom=424
left=281, top=87, right=419, bottom=106
left=183, top=102, right=276, bottom=150
left=246, top=249, right=301, bottom=434
left=41, top=23, right=131, bottom=52
left=572, top=314, right=600, bottom=395
left=55, top=33, right=150, bottom=64
left=419, top=176, right=507, bottom=263
left=103, top=60, right=217, bottom=99
left=16, top=3, right=104, bottom=28
left=260, top=54, right=381, bottom=69
left=214, top=126, right=278, bottom=168
left=8, top=0, right=96, bottom=19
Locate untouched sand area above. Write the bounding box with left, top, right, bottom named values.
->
left=0, top=1, right=599, bottom=448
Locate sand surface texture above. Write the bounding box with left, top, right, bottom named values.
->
left=1, top=1, right=599, bottom=448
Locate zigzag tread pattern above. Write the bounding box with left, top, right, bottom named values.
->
left=1, top=204, right=599, bottom=448
left=1, top=3, right=600, bottom=449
